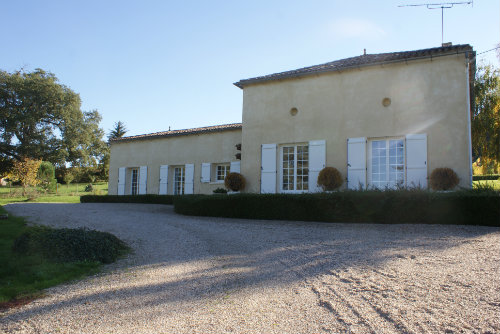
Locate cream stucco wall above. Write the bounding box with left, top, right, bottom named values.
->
left=240, top=54, right=472, bottom=193
left=108, top=129, right=242, bottom=195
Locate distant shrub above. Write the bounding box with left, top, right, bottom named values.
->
left=81, top=194, right=175, bottom=204
left=224, top=172, right=246, bottom=191
left=473, top=174, right=500, bottom=181
left=38, top=161, right=57, bottom=193
left=317, top=167, right=343, bottom=191
left=213, top=187, right=228, bottom=194
left=430, top=168, right=460, bottom=190
left=85, top=184, right=94, bottom=192
left=13, top=227, right=129, bottom=264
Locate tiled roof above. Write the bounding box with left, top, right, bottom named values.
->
left=234, top=44, right=474, bottom=88
left=111, top=123, right=242, bottom=143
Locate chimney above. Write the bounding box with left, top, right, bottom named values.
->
left=442, top=42, right=452, bottom=47
left=363, top=48, right=366, bottom=55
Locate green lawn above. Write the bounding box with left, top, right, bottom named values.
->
left=473, top=180, right=500, bottom=190
left=0, top=206, right=101, bottom=304
left=0, top=182, right=108, bottom=205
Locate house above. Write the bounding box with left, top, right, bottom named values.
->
left=108, top=44, right=475, bottom=195
left=108, top=124, right=242, bottom=195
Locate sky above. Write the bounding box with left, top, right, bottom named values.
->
left=1, top=0, right=499, bottom=137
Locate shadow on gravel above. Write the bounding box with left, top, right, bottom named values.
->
left=2, top=202, right=499, bottom=323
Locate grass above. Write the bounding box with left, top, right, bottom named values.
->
left=0, top=204, right=128, bottom=305
left=474, top=180, right=500, bottom=190
left=0, top=182, right=108, bottom=205
left=0, top=206, right=99, bottom=303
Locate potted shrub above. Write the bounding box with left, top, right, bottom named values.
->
left=429, top=167, right=459, bottom=191
left=317, top=167, right=343, bottom=191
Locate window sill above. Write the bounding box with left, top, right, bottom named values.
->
left=280, top=190, right=309, bottom=194
left=209, top=181, right=225, bottom=185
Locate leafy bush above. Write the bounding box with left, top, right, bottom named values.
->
left=213, top=187, right=228, bottom=194
left=38, top=161, right=57, bottom=193
left=317, top=167, right=343, bottom=191
left=430, top=168, right=460, bottom=190
left=81, top=194, right=175, bottom=204
left=85, top=184, right=94, bottom=192
left=224, top=172, right=246, bottom=191
left=12, top=227, right=129, bottom=264
left=173, top=189, right=500, bottom=226
left=473, top=174, right=500, bottom=181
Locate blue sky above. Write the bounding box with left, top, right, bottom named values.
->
left=1, top=0, right=498, bottom=137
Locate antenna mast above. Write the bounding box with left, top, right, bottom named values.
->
left=398, top=1, right=473, bottom=45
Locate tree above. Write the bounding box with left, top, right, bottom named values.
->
left=38, top=161, right=57, bottom=193
left=108, top=121, right=127, bottom=141
left=0, top=68, right=106, bottom=169
left=10, top=157, right=42, bottom=196
left=471, top=64, right=500, bottom=162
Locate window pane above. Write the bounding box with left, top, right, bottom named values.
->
left=174, top=167, right=185, bottom=195
left=281, top=144, right=308, bottom=192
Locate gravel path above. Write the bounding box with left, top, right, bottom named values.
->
left=1, top=203, right=499, bottom=334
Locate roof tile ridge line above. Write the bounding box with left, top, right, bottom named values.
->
left=111, top=123, right=242, bottom=142
left=234, top=47, right=473, bottom=88
left=248, top=46, right=470, bottom=81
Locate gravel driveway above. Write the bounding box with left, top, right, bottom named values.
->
left=1, top=203, right=499, bottom=334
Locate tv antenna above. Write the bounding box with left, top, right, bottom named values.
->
left=398, top=1, right=473, bottom=45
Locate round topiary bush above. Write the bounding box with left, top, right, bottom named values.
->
left=224, top=172, right=246, bottom=192
left=317, top=167, right=343, bottom=191
left=429, top=167, right=459, bottom=190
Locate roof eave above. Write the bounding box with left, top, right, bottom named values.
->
left=234, top=47, right=473, bottom=89
left=110, top=124, right=243, bottom=144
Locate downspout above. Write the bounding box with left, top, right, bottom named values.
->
left=465, top=54, right=473, bottom=188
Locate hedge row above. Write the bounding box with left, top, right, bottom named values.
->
left=173, top=190, right=500, bottom=226
left=80, top=194, right=175, bottom=204
left=473, top=174, right=500, bottom=181
left=13, top=226, right=130, bottom=264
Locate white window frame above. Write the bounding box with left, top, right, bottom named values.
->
left=279, top=143, right=309, bottom=193
left=367, top=137, right=406, bottom=189
left=131, top=168, right=139, bottom=195
left=173, top=166, right=185, bottom=195
left=214, top=163, right=230, bottom=183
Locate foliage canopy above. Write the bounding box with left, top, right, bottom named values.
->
left=108, top=121, right=127, bottom=141
left=0, top=68, right=106, bottom=171
left=472, top=64, right=500, bottom=162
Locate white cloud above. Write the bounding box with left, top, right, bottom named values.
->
left=328, top=18, right=387, bottom=39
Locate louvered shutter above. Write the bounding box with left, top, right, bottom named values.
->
left=118, top=167, right=126, bottom=195
left=308, top=140, right=326, bottom=192
left=201, top=163, right=211, bottom=183
left=184, top=164, right=194, bottom=194
left=406, top=134, right=427, bottom=188
left=261, top=144, right=277, bottom=193
left=139, top=166, right=147, bottom=194
left=230, top=161, right=241, bottom=173
left=347, top=138, right=366, bottom=190
left=159, top=165, right=169, bottom=194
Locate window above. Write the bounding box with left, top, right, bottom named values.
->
left=174, top=167, right=185, bottom=195
left=131, top=169, right=138, bottom=195
left=281, top=144, right=309, bottom=192
left=368, top=138, right=405, bottom=189
left=216, top=164, right=230, bottom=182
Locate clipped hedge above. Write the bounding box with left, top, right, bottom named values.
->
left=173, top=189, right=500, bottom=226
left=13, top=226, right=129, bottom=264
left=81, top=194, right=175, bottom=204
left=473, top=174, right=500, bottom=181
